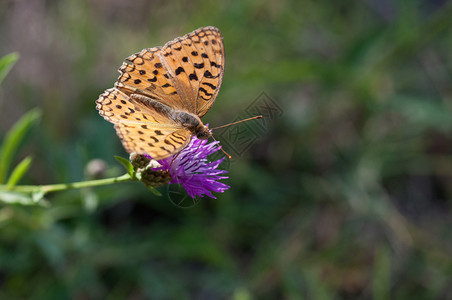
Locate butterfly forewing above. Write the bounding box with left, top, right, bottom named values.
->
left=96, top=26, right=225, bottom=160
left=160, top=26, right=225, bottom=117
left=115, top=47, right=190, bottom=112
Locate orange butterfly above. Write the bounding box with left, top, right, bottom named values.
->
left=96, top=26, right=224, bottom=160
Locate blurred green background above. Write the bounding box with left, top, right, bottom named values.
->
left=1, top=0, right=452, bottom=299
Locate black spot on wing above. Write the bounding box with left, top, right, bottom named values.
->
left=199, top=87, right=213, bottom=97
left=204, top=70, right=219, bottom=79
left=189, top=72, right=198, bottom=81
left=160, top=147, right=171, bottom=153
left=164, top=140, right=176, bottom=150
left=210, top=61, right=221, bottom=68
left=171, top=133, right=185, bottom=142
left=175, top=67, right=185, bottom=75
left=194, top=63, right=204, bottom=69
left=202, top=82, right=216, bottom=89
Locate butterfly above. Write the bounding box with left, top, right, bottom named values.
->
left=96, top=26, right=224, bottom=160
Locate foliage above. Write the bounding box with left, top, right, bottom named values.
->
left=0, top=0, right=451, bottom=299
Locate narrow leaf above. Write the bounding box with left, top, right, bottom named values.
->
left=6, top=156, right=33, bottom=188
left=0, top=191, right=35, bottom=205
left=0, top=108, right=41, bottom=183
left=0, top=52, right=19, bottom=84
left=32, top=191, right=46, bottom=203
left=114, top=155, right=134, bottom=177
left=373, top=246, right=391, bottom=300
left=147, top=186, right=162, bottom=197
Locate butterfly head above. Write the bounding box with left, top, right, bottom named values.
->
left=195, top=124, right=212, bottom=140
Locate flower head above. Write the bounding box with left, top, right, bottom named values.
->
left=153, top=136, right=230, bottom=199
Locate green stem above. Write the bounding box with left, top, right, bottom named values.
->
left=0, top=173, right=132, bottom=195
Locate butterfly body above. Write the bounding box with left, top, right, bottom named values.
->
left=96, top=26, right=224, bottom=160
left=171, top=111, right=212, bottom=140
left=130, top=93, right=212, bottom=140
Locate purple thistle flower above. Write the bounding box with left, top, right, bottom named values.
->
left=152, top=136, right=230, bottom=199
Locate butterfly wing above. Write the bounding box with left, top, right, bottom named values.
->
left=115, top=26, right=225, bottom=118
left=97, top=27, right=225, bottom=159
left=158, top=26, right=225, bottom=117
left=96, top=88, right=191, bottom=160
left=115, top=47, right=192, bottom=112
left=114, top=123, right=191, bottom=160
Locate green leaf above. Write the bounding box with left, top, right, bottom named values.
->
left=0, top=108, right=42, bottom=183
left=32, top=191, right=45, bottom=202
left=0, top=52, right=19, bottom=84
left=389, top=95, right=452, bottom=132
left=373, top=246, right=391, bottom=300
left=231, top=287, right=252, bottom=300
left=114, top=155, right=134, bottom=177
left=0, top=191, right=35, bottom=205
left=147, top=186, right=162, bottom=197
left=301, top=268, right=332, bottom=300
left=6, top=156, right=32, bottom=188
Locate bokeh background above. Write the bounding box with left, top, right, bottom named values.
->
left=1, top=0, right=452, bottom=299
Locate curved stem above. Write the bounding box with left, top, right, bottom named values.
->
left=0, top=173, right=132, bottom=195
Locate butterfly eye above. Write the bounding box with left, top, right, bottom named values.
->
left=197, top=132, right=206, bottom=139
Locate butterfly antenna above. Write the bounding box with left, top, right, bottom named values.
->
left=210, top=115, right=263, bottom=130
left=210, top=135, right=232, bottom=159
left=209, top=115, right=262, bottom=159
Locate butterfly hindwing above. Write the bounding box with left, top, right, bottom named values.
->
left=114, top=123, right=191, bottom=159
left=96, top=88, right=169, bottom=124
left=96, top=88, right=191, bottom=160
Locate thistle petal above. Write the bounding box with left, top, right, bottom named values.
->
left=152, top=136, right=230, bottom=199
